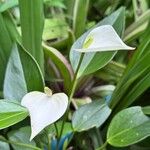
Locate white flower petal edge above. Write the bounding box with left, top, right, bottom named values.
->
left=21, top=91, right=68, bottom=141
left=74, top=25, right=135, bottom=52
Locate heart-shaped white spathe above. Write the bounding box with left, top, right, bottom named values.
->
left=21, top=90, right=68, bottom=140
left=74, top=25, right=135, bottom=52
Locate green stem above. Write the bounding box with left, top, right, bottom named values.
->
left=96, top=141, right=107, bottom=150
left=44, top=130, right=51, bottom=150
left=54, top=123, right=59, bottom=150
left=96, top=128, right=107, bottom=150
left=57, top=53, right=84, bottom=145
left=0, top=136, right=41, bottom=150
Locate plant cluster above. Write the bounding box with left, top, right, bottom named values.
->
left=0, top=0, right=150, bottom=150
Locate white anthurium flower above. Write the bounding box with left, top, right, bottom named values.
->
left=21, top=87, right=68, bottom=141
left=75, top=25, right=135, bottom=52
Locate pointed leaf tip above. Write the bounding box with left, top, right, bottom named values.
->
left=74, top=25, right=135, bottom=52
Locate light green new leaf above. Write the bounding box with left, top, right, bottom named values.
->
left=3, top=43, right=44, bottom=101
left=8, top=127, right=40, bottom=150
left=0, top=100, right=28, bottom=129
left=107, top=107, right=150, bottom=147
left=19, top=0, right=44, bottom=73
left=70, top=7, right=125, bottom=78
left=72, top=100, right=111, bottom=132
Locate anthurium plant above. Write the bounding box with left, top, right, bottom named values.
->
left=0, top=0, right=150, bottom=150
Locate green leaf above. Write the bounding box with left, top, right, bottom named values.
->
left=44, top=0, right=66, bottom=9
left=19, top=0, right=44, bottom=73
left=124, top=10, right=150, bottom=42
left=107, top=106, right=150, bottom=147
left=115, top=69, right=150, bottom=110
left=73, top=0, right=89, bottom=38
left=43, top=18, right=68, bottom=41
left=142, top=106, right=150, bottom=115
left=3, top=43, right=44, bottom=101
left=110, top=25, right=150, bottom=110
left=8, top=127, right=39, bottom=150
left=70, top=7, right=125, bottom=78
left=72, top=100, right=111, bottom=132
left=0, top=137, right=10, bottom=150
left=43, top=44, right=73, bottom=92
left=47, top=121, right=73, bottom=137
left=3, top=12, right=21, bottom=42
left=0, top=13, right=12, bottom=91
left=0, top=100, right=28, bottom=129
left=0, top=0, right=18, bottom=12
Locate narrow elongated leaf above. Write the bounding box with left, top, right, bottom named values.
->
left=70, top=7, right=125, bottom=78
left=116, top=69, right=150, bottom=110
left=3, top=12, right=21, bottom=42
left=110, top=35, right=150, bottom=110
left=8, top=127, right=38, bottom=150
left=107, top=107, right=150, bottom=147
left=19, top=0, right=44, bottom=73
left=72, top=100, right=111, bottom=132
left=0, top=100, right=28, bottom=129
left=0, top=13, right=12, bottom=90
left=125, top=25, right=150, bottom=72
left=73, top=0, right=89, bottom=38
left=43, top=44, right=73, bottom=92
left=4, top=43, right=44, bottom=101
left=124, top=10, right=150, bottom=42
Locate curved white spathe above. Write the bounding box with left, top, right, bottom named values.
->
left=21, top=91, right=68, bottom=141
left=74, top=25, right=135, bottom=52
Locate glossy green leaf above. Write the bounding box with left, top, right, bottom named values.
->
left=0, top=0, right=18, bottom=12
left=72, top=100, right=111, bottom=132
left=43, top=43, right=73, bottom=92
left=3, top=43, right=44, bottom=101
left=19, top=0, right=44, bottom=73
left=0, top=100, right=28, bottom=129
left=107, top=107, right=150, bottom=147
left=73, top=0, right=89, bottom=38
left=8, top=127, right=39, bottom=150
left=70, top=7, right=125, bottom=78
